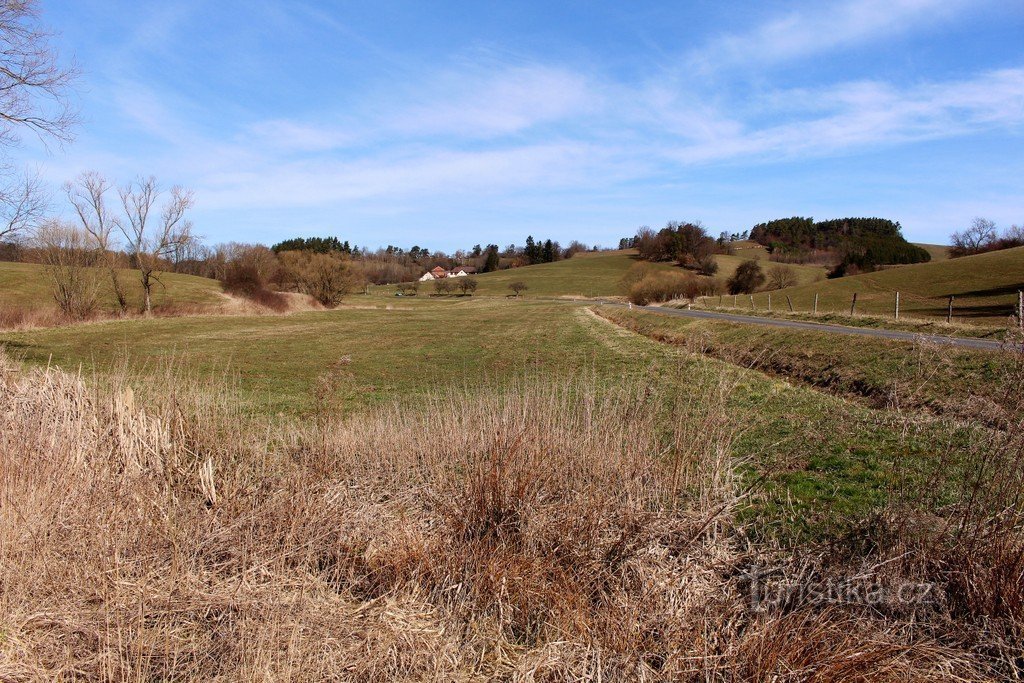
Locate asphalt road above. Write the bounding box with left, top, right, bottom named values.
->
left=598, top=302, right=1006, bottom=352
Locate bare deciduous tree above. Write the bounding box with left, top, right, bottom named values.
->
left=35, top=219, right=99, bottom=319
left=0, top=0, right=76, bottom=149
left=116, top=176, right=195, bottom=313
left=0, top=2, right=76, bottom=245
left=64, top=171, right=128, bottom=312
left=0, top=166, right=45, bottom=241
left=950, top=217, right=997, bottom=257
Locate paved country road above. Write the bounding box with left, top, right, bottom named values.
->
left=596, top=302, right=1006, bottom=352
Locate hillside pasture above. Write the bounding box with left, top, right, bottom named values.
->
left=0, top=261, right=224, bottom=314
left=736, top=246, right=1024, bottom=325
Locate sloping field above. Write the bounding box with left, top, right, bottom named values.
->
left=914, top=242, right=951, bottom=261
left=0, top=261, right=223, bottom=312
left=464, top=249, right=667, bottom=298
left=741, top=246, right=1024, bottom=324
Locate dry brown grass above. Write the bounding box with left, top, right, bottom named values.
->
left=0, top=351, right=1017, bottom=680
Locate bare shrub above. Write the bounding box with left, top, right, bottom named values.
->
left=697, top=255, right=719, bottom=276
left=433, top=277, right=453, bottom=295
left=767, top=263, right=798, bottom=290
left=220, top=260, right=289, bottom=312
left=628, top=270, right=705, bottom=305
left=277, top=250, right=361, bottom=307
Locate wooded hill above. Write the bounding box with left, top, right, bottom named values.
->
left=749, top=217, right=931, bottom=271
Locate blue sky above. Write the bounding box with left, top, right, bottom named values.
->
left=15, top=0, right=1024, bottom=249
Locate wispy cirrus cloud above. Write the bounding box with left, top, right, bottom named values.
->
left=669, top=68, right=1024, bottom=163
left=384, top=64, right=597, bottom=139
left=690, top=0, right=976, bottom=71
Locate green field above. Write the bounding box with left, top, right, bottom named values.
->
left=0, top=299, right=635, bottom=414
left=0, top=261, right=224, bottom=312
left=736, top=246, right=1024, bottom=324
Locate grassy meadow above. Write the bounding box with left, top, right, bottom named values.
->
left=3, top=259, right=1024, bottom=679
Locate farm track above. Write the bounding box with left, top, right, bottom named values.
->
left=595, top=302, right=1005, bottom=351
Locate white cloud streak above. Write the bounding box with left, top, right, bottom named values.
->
left=691, top=0, right=975, bottom=71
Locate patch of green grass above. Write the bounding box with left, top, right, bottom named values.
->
left=0, top=261, right=224, bottom=313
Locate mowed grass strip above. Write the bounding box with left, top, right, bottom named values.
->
left=0, top=261, right=224, bottom=312
left=0, top=299, right=637, bottom=414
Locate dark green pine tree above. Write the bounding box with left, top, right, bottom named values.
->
left=482, top=245, right=500, bottom=272
left=524, top=235, right=537, bottom=264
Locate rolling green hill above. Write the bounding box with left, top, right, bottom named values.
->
left=0, top=261, right=224, bottom=312
left=739, top=246, right=1024, bottom=324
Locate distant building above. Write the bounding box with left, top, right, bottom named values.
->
left=420, top=265, right=475, bottom=281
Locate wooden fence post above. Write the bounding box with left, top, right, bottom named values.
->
left=849, top=293, right=858, bottom=317
left=767, top=293, right=772, bottom=312
left=719, top=294, right=723, bottom=307
left=733, top=295, right=737, bottom=307
left=1018, top=290, right=1023, bottom=330
left=813, top=293, right=818, bottom=315
left=894, top=291, right=900, bottom=320
left=750, top=295, right=755, bottom=310
left=947, top=295, right=954, bottom=324
left=786, top=295, right=794, bottom=312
